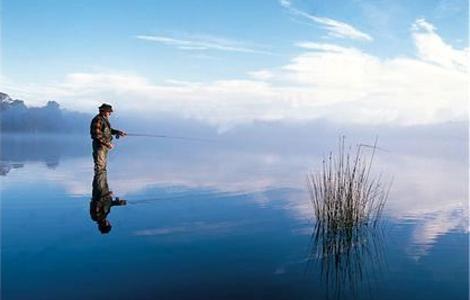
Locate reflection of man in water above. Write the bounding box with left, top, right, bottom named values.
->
left=90, top=171, right=126, bottom=234
left=90, top=103, right=126, bottom=173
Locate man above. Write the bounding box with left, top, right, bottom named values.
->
left=90, top=103, right=126, bottom=173
left=90, top=170, right=126, bottom=234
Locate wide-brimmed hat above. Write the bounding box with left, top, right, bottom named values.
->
left=98, top=103, right=113, bottom=112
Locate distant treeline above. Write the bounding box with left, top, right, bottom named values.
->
left=0, top=92, right=90, bottom=133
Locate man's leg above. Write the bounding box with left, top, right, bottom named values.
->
left=93, top=142, right=108, bottom=173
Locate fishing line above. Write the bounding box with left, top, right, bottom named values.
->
left=119, top=133, right=216, bottom=143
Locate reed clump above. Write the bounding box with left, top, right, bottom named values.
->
left=307, top=137, right=391, bottom=230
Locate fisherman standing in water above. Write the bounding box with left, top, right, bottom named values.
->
left=90, top=103, right=127, bottom=173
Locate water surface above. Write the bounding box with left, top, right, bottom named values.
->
left=1, top=132, right=468, bottom=299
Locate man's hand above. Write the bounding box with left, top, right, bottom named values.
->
left=115, top=131, right=127, bottom=139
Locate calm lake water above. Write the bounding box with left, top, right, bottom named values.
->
left=1, top=129, right=468, bottom=300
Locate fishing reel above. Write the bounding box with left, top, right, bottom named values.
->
left=115, top=131, right=125, bottom=139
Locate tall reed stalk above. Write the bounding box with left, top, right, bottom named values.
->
left=307, top=137, right=391, bottom=230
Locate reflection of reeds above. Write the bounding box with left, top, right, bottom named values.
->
left=306, top=137, right=391, bottom=229
left=308, top=222, right=387, bottom=300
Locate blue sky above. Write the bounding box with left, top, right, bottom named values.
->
left=1, top=0, right=468, bottom=126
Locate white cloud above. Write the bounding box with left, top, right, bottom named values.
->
left=296, top=42, right=357, bottom=52
left=411, top=18, right=468, bottom=71
left=3, top=20, right=468, bottom=127
left=279, top=0, right=292, bottom=8
left=136, top=34, right=272, bottom=54
left=279, top=0, right=373, bottom=41
left=412, top=18, right=436, bottom=32
left=248, top=70, right=274, bottom=80
left=309, top=15, right=373, bottom=41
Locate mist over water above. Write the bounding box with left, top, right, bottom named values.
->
left=1, top=120, right=468, bottom=300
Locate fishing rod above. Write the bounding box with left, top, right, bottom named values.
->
left=116, top=133, right=215, bottom=143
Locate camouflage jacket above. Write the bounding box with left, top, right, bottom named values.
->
left=90, top=114, right=120, bottom=145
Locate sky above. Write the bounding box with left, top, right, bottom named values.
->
left=1, top=0, right=468, bottom=127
